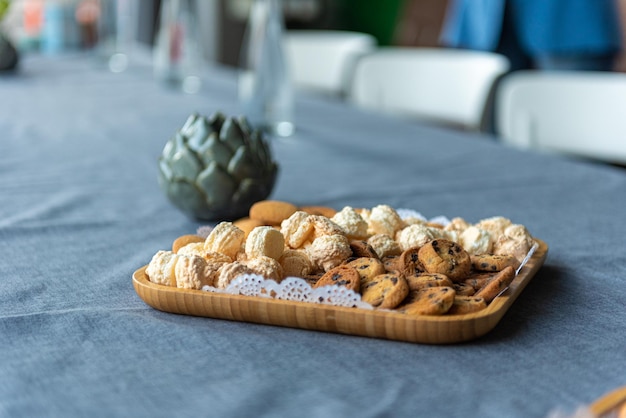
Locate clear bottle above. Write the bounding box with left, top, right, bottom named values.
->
left=153, top=0, right=202, bottom=94
left=238, top=0, right=294, bottom=137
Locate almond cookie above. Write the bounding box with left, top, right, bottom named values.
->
left=367, top=204, right=404, bottom=236
left=310, top=215, right=345, bottom=239
left=360, top=273, right=409, bottom=309
left=312, top=265, right=361, bottom=292
left=175, top=254, right=214, bottom=289
left=417, top=239, right=471, bottom=282
left=349, top=240, right=379, bottom=258
left=443, top=217, right=470, bottom=234
left=448, top=295, right=487, bottom=315
left=404, top=272, right=453, bottom=291
left=397, top=287, right=455, bottom=316
left=204, top=222, right=245, bottom=260
left=244, top=255, right=284, bottom=282
left=146, top=250, right=180, bottom=287
left=172, top=234, right=205, bottom=253
left=249, top=200, right=298, bottom=225
left=176, top=241, right=207, bottom=258
left=474, top=266, right=516, bottom=303
left=279, top=249, right=314, bottom=277
left=396, top=246, right=426, bottom=277
left=458, top=226, right=493, bottom=255
left=396, top=224, right=434, bottom=251
left=475, top=216, right=513, bottom=240
left=493, top=224, right=535, bottom=262
left=346, top=257, right=386, bottom=286
left=470, top=253, right=520, bottom=272
left=245, top=226, right=285, bottom=260
left=367, top=233, right=402, bottom=259
left=280, top=211, right=314, bottom=249
left=331, top=206, right=369, bottom=240
left=216, top=261, right=256, bottom=289
left=307, top=234, right=352, bottom=272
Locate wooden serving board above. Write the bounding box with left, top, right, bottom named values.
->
left=590, top=385, right=626, bottom=417
left=132, top=239, right=547, bottom=344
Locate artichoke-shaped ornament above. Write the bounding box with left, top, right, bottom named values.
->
left=158, top=112, right=279, bottom=220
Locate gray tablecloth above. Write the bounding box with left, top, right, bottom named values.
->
left=1, top=52, right=625, bottom=418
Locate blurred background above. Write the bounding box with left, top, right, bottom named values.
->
left=0, top=0, right=447, bottom=65
left=2, top=0, right=625, bottom=166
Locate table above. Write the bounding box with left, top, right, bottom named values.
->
left=1, top=52, right=625, bottom=418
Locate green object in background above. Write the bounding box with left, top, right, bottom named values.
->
left=158, top=112, right=279, bottom=221
left=336, top=0, right=403, bottom=45
left=0, top=0, right=9, bottom=21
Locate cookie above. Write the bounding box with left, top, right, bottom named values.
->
left=382, top=256, right=400, bottom=273
left=367, top=204, right=404, bottom=236
left=367, top=233, right=402, bottom=258
left=172, top=234, right=205, bottom=253
left=279, top=249, right=314, bottom=277
left=216, top=261, right=255, bottom=289
left=458, top=226, right=493, bottom=255
left=452, top=282, right=475, bottom=296
left=313, top=265, right=361, bottom=292
left=175, top=254, right=214, bottom=289
left=396, top=224, right=434, bottom=251
left=349, top=240, right=379, bottom=258
left=470, top=253, right=520, bottom=272
left=474, top=266, right=516, bottom=303
left=360, top=273, right=409, bottom=309
left=249, top=200, right=298, bottom=225
left=417, top=239, right=471, bottom=282
left=302, top=272, right=323, bottom=286
left=331, top=206, right=369, bottom=240
left=397, top=246, right=426, bottom=277
left=397, top=287, right=455, bottom=316
left=405, top=272, right=453, bottom=291
left=245, top=226, right=285, bottom=260
left=307, top=234, right=352, bottom=272
left=280, top=211, right=314, bottom=249
left=448, top=296, right=487, bottom=315
left=463, top=272, right=497, bottom=291
left=233, top=217, right=267, bottom=237
left=299, top=205, right=337, bottom=218
left=146, top=250, right=180, bottom=287
left=346, top=257, right=386, bottom=286
left=204, top=222, right=245, bottom=260
left=244, top=255, right=284, bottom=282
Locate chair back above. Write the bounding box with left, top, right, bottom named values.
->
left=348, top=47, right=510, bottom=130
left=284, top=30, right=377, bottom=96
left=495, top=71, right=626, bottom=164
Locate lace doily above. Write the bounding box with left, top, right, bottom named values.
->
left=202, top=274, right=373, bottom=309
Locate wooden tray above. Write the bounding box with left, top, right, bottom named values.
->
left=133, top=239, right=548, bottom=344
left=590, top=385, right=626, bottom=417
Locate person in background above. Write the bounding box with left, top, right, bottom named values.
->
left=440, top=0, right=626, bottom=72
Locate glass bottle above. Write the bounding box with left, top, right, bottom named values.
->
left=238, top=0, right=294, bottom=137
left=153, top=0, right=202, bottom=94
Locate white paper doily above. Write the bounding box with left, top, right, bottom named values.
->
left=202, top=274, right=373, bottom=309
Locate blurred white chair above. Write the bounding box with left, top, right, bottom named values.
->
left=284, top=30, right=377, bottom=97
left=347, top=47, right=510, bottom=130
left=495, top=71, right=626, bottom=164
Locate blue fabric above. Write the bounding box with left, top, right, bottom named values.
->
left=1, top=51, right=626, bottom=418
left=442, top=0, right=621, bottom=55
